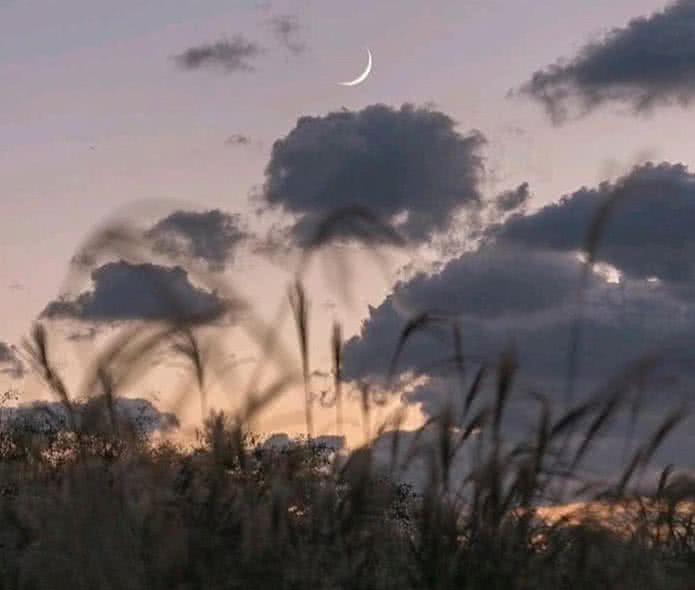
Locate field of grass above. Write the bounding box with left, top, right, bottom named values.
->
left=1, top=206, right=695, bottom=589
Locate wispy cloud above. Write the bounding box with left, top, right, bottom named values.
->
left=175, top=35, right=264, bottom=73
left=225, top=133, right=252, bottom=146
left=268, top=14, right=305, bottom=55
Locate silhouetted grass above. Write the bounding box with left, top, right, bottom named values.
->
left=1, top=204, right=694, bottom=589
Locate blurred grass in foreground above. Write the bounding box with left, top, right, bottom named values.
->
left=1, top=205, right=694, bottom=589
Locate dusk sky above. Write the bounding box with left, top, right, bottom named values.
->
left=3, top=0, right=695, bottom=481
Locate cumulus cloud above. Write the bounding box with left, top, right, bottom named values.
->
left=145, top=210, right=249, bottom=272
left=268, top=14, right=305, bottom=55
left=175, top=35, right=264, bottom=72
left=40, top=261, right=230, bottom=323
left=393, top=246, right=592, bottom=319
left=342, top=246, right=599, bottom=387
left=517, top=0, right=695, bottom=123
left=0, top=342, right=24, bottom=379
left=490, top=162, right=695, bottom=289
left=342, top=258, right=695, bottom=481
left=342, top=161, right=695, bottom=452
left=260, top=103, right=486, bottom=246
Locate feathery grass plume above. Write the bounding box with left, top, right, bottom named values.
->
left=22, top=322, right=77, bottom=433
left=657, top=464, right=675, bottom=499
left=566, top=180, right=641, bottom=408
left=288, top=280, right=312, bottom=438
left=492, top=345, right=517, bottom=446
left=75, top=322, right=181, bottom=404
left=379, top=406, right=408, bottom=477
left=510, top=391, right=552, bottom=509
left=396, top=416, right=435, bottom=476
left=388, top=311, right=448, bottom=385
left=331, top=320, right=344, bottom=437
left=96, top=366, right=119, bottom=438
left=359, top=382, right=371, bottom=443
left=238, top=374, right=296, bottom=424
left=454, top=407, right=490, bottom=457
left=604, top=407, right=690, bottom=499
left=171, top=326, right=207, bottom=420
left=567, top=352, right=663, bottom=476
left=437, top=401, right=456, bottom=491
left=461, top=362, right=486, bottom=424
left=296, top=206, right=406, bottom=311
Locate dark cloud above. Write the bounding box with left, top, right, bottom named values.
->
left=261, top=103, right=486, bottom=246
left=145, top=210, right=249, bottom=272
left=517, top=1, right=695, bottom=123
left=341, top=161, right=695, bottom=474
left=0, top=342, right=24, bottom=379
left=342, top=245, right=597, bottom=386
left=393, top=246, right=591, bottom=319
left=0, top=397, right=179, bottom=436
left=268, top=14, right=305, bottom=55
left=494, top=182, right=530, bottom=213
left=343, top=262, right=695, bottom=481
left=490, top=162, right=695, bottom=289
left=40, top=261, right=230, bottom=323
left=175, top=35, right=264, bottom=72
left=225, top=133, right=251, bottom=146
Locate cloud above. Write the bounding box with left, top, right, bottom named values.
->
left=260, top=103, right=486, bottom=246
left=145, top=210, right=249, bottom=272
left=494, top=182, right=531, bottom=214
left=0, top=397, right=179, bottom=436
left=490, top=162, right=695, bottom=289
left=342, top=161, right=695, bottom=444
left=342, top=256, right=695, bottom=481
left=225, top=134, right=251, bottom=146
left=175, top=35, right=264, bottom=72
left=341, top=245, right=599, bottom=387
left=40, top=261, right=230, bottom=323
left=0, top=342, right=24, bottom=379
left=517, top=0, right=695, bottom=123
left=268, top=14, right=305, bottom=55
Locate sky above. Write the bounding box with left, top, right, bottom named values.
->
left=3, top=0, right=695, bottom=486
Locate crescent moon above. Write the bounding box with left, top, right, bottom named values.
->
left=338, top=48, right=372, bottom=86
